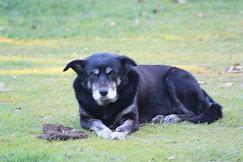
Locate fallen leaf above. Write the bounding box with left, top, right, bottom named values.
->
left=198, top=80, right=206, bottom=85
left=175, top=0, right=186, bottom=4
left=65, top=153, right=72, bottom=159
left=39, top=115, right=52, bottom=120
left=225, top=63, right=243, bottom=73
left=65, top=28, right=70, bottom=32
left=134, top=19, right=140, bottom=24
left=0, top=82, right=8, bottom=92
left=110, top=21, right=116, bottom=27
left=43, top=115, right=52, bottom=120
left=167, top=155, right=176, bottom=160
left=8, top=134, right=15, bottom=141
left=197, top=12, right=207, bottom=18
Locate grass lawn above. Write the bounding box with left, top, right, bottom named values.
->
left=0, top=0, right=242, bottom=161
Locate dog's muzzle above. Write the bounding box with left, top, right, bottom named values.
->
left=91, top=82, right=118, bottom=106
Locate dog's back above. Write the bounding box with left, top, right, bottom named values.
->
left=132, top=65, right=222, bottom=124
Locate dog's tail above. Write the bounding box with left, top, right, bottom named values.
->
left=188, top=89, right=223, bottom=124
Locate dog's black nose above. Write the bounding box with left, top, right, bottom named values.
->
left=99, top=90, right=108, bottom=96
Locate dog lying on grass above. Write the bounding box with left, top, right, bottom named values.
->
left=63, top=53, right=222, bottom=140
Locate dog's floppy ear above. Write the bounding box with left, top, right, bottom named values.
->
left=63, top=59, right=85, bottom=74
left=119, top=55, right=137, bottom=67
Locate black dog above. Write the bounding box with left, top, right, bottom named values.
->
left=63, top=53, right=222, bottom=140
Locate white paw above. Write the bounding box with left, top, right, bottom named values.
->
left=164, top=114, right=181, bottom=123
left=111, top=132, right=126, bottom=140
left=96, top=128, right=113, bottom=139
left=151, top=115, right=165, bottom=123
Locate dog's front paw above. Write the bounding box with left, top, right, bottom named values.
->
left=111, top=131, right=126, bottom=140
left=164, top=114, right=181, bottom=123
left=96, top=128, right=113, bottom=139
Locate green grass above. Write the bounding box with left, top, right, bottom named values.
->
left=0, top=0, right=242, bottom=161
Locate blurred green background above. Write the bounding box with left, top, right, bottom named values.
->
left=0, top=0, right=242, bottom=161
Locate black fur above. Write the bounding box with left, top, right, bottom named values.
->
left=64, top=53, right=223, bottom=138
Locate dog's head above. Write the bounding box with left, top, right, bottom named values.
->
left=63, top=53, right=137, bottom=106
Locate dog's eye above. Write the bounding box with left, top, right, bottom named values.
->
left=107, top=70, right=116, bottom=76
left=90, top=72, right=98, bottom=77
left=105, top=67, right=115, bottom=75
left=108, top=70, right=114, bottom=74
left=105, top=67, right=113, bottom=74
left=90, top=69, right=99, bottom=77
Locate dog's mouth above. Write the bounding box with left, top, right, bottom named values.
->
left=95, top=97, right=118, bottom=106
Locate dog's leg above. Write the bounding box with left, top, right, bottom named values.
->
left=164, top=112, right=194, bottom=123
left=81, top=118, right=112, bottom=139
left=151, top=112, right=194, bottom=124
left=111, top=103, right=139, bottom=140
left=79, top=107, right=113, bottom=139
left=151, top=115, right=166, bottom=124
left=111, top=119, right=138, bottom=140
left=163, top=114, right=181, bottom=123
left=90, top=120, right=113, bottom=139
